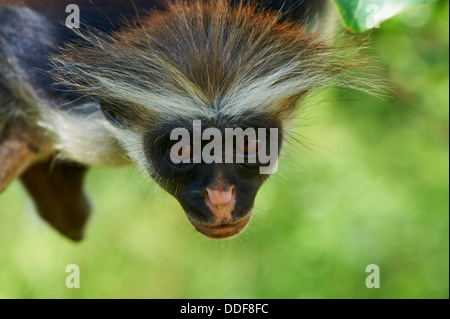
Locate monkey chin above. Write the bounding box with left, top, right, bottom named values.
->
left=189, top=215, right=251, bottom=239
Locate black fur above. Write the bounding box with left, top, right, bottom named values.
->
left=0, top=1, right=164, bottom=110
left=232, top=0, right=328, bottom=22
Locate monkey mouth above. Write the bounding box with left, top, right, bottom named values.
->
left=189, top=215, right=251, bottom=239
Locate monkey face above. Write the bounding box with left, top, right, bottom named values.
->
left=144, top=116, right=282, bottom=239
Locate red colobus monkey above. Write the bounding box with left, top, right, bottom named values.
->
left=0, top=0, right=374, bottom=240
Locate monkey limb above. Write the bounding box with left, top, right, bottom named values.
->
left=0, top=122, right=40, bottom=193
left=20, top=160, right=91, bottom=241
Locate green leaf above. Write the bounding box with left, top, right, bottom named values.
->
left=333, top=0, right=436, bottom=33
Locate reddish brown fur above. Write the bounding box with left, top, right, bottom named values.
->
left=115, top=0, right=323, bottom=106
left=49, top=0, right=376, bottom=133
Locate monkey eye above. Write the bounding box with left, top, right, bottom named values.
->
left=169, top=142, right=194, bottom=163
left=236, top=136, right=261, bottom=157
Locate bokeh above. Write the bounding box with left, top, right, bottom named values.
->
left=0, top=0, right=448, bottom=298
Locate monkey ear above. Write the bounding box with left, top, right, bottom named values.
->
left=20, top=160, right=91, bottom=242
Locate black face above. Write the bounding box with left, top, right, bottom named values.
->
left=144, top=114, right=283, bottom=239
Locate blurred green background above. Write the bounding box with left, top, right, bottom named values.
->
left=0, top=1, right=448, bottom=299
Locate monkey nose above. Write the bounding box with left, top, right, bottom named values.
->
left=205, top=186, right=236, bottom=224
left=193, top=185, right=249, bottom=238
left=206, top=186, right=234, bottom=207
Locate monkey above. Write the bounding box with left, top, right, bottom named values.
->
left=0, top=0, right=376, bottom=240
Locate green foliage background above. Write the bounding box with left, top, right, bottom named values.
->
left=0, top=1, right=448, bottom=299
left=334, top=0, right=436, bottom=32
